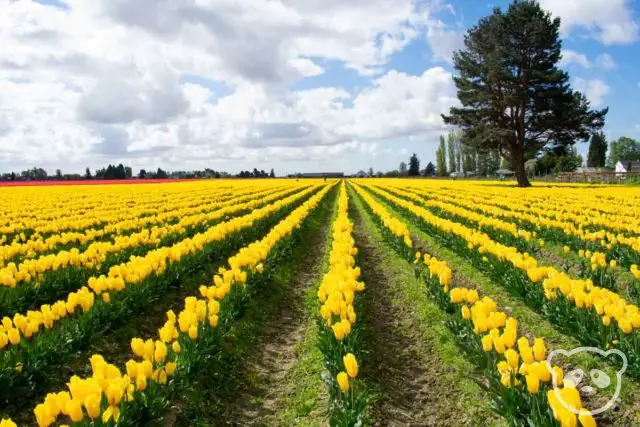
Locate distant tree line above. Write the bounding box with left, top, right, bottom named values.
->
left=0, top=165, right=278, bottom=181
left=236, top=168, right=276, bottom=178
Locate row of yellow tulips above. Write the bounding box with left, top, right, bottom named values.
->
left=0, top=182, right=237, bottom=236
left=386, top=185, right=625, bottom=289
left=0, top=184, right=282, bottom=268
left=0, top=185, right=300, bottom=290
left=411, top=181, right=640, bottom=234
left=399, top=183, right=640, bottom=267
left=317, top=182, right=366, bottom=425
left=18, top=182, right=336, bottom=427
left=0, top=184, right=320, bottom=353
left=363, top=182, right=640, bottom=376
left=352, top=182, right=595, bottom=427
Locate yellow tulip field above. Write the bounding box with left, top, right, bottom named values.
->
left=1, top=178, right=640, bottom=426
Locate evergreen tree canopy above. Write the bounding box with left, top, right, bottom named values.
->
left=442, top=0, right=607, bottom=186
left=587, top=132, right=607, bottom=168
left=424, top=162, right=436, bottom=176
left=408, top=153, right=421, bottom=176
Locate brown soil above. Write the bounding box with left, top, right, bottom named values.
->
left=194, top=200, right=334, bottom=426
left=353, top=215, right=470, bottom=426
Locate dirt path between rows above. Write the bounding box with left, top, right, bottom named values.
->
left=351, top=202, right=469, bottom=426
left=210, top=195, right=335, bottom=426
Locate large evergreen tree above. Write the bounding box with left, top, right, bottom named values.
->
left=408, top=153, right=421, bottom=176
left=442, top=1, right=607, bottom=187
left=587, top=132, right=608, bottom=168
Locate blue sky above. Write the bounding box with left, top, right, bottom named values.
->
left=1, top=0, right=638, bottom=174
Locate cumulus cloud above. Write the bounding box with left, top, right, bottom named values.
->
left=425, top=19, right=464, bottom=64
left=0, top=0, right=465, bottom=173
left=539, top=0, right=638, bottom=45
left=574, top=78, right=611, bottom=107
left=560, top=50, right=592, bottom=68
left=560, top=50, right=618, bottom=70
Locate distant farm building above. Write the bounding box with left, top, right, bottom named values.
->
left=615, top=160, right=640, bottom=173
left=287, top=172, right=344, bottom=178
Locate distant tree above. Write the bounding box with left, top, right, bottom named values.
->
left=115, top=164, right=126, bottom=179
left=607, top=136, right=640, bottom=168
left=424, top=161, right=436, bottom=176
left=125, top=166, right=133, bottom=179
left=155, top=168, right=168, bottom=179
left=55, top=169, right=62, bottom=179
left=268, top=168, right=274, bottom=178
left=408, top=153, right=420, bottom=176
left=436, top=136, right=447, bottom=176
left=368, top=167, right=374, bottom=177
left=375, top=171, right=383, bottom=178
left=85, top=167, right=92, bottom=179
left=139, top=169, right=147, bottom=179
left=215, top=171, right=221, bottom=178
left=385, top=170, right=400, bottom=177
left=555, top=147, right=583, bottom=173
left=447, top=134, right=456, bottom=173
left=587, top=132, right=608, bottom=168
left=443, top=1, right=607, bottom=186
left=399, top=161, right=408, bottom=176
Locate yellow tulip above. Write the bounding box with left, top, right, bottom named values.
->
left=505, top=349, right=519, bottom=372
left=165, top=362, right=177, bottom=376
left=578, top=409, right=596, bottom=427
left=66, top=399, right=84, bottom=422
left=343, top=353, right=359, bottom=378
left=7, top=328, right=19, bottom=345
left=526, top=373, right=540, bottom=394
left=83, top=394, right=101, bottom=420
left=188, top=325, right=198, bottom=340
left=533, top=338, right=546, bottom=361
left=336, top=371, right=350, bottom=392
left=172, top=341, right=181, bottom=354
left=481, top=335, right=493, bottom=352
left=461, top=305, right=471, bottom=320
left=136, top=374, right=147, bottom=391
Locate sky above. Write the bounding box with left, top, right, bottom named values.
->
left=0, top=0, right=638, bottom=176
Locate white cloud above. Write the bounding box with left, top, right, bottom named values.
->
left=595, top=53, right=617, bottom=70
left=539, top=0, right=638, bottom=45
left=0, top=0, right=464, bottom=173
left=574, top=78, right=611, bottom=107
left=425, top=19, right=464, bottom=64
left=560, top=50, right=617, bottom=70
left=560, top=50, right=592, bottom=68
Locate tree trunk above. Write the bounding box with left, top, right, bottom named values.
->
left=513, top=154, right=531, bottom=187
